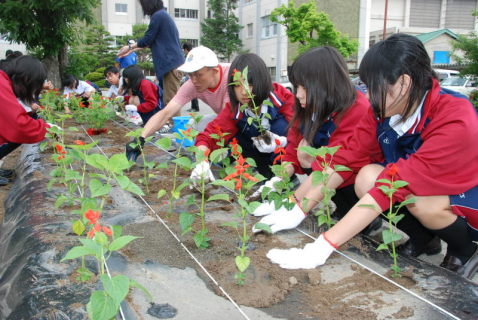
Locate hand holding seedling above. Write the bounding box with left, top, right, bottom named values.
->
left=252, top=131, right=287, bottom=153
left=253, top=203, right=306, bottom=233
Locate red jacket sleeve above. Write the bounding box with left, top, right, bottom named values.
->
left=0, top=71, right=48, bottom=145
left=272, top=83, right=295, bottom=122
left=195, top=102, right=239, bottom=151
left=137, top=80, right=158, bottom=113
left=283, top=121, right=305, bottom=174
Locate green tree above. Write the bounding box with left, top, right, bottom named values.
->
left=0, top=0, right=100, bottom=85
left=271, top=0, right=358, bottom=58
left=200, top=0, right=243, bottom=61
left=116, top=24, right=154, bottom=74
left=65, top=24, right=116, bottom=77
left=453, top=11, right=478, bottom=76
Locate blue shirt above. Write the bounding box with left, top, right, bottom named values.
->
left=137, top=9, right=184, bottom=81
left=115, top=52, right=137, bottom=69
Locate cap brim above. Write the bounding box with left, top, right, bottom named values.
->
left=177, top=62, right=203, bottom=73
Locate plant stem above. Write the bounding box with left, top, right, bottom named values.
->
left=200, top=177, right=206, bottom=231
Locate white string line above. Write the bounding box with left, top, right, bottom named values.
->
left=295, top=228, right=461, bottom=320
left=113, top=119, right=462, bottom=320
left=87, top=122, right=251, bottom=320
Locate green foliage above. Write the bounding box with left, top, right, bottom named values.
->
left=0, top=0, right=100, bottom=59
left=468, top=89, right=478, bottom=110
left=453, top=34, right=478, bottom=77
left=271, top=1, right=358, bottom=57
left=200, top=0, right=243, bottom=60
left=85, top=72, right=106, bottom=88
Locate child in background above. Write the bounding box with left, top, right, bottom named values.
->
left=122, top=65, right=164, bottom=127
left=104, top=66, right=123, bottom=99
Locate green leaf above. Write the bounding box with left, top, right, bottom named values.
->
left=157, top=189, right=167, bottom=199
left=61, top=246, right=97, bottom=261
left=358, top=204, right=377, bottom=209
left=100, top=274, right=130, bottom=308
left=209, top=148, right=229, bottom=163
left=89, top=179, right=111, bottom=198
left=55, top=195, right=69, bottom=208
left=253, top=222, right=272, bottom=233
left=377, top=185, right=393, bottom=197
left=94, top=231, right=109, bottom=247
left=298, top=145, right=324, bottom=157
left=193, top=230, right=210, bottom=249
left=376, top=178, right=391, bottom=184
left=86, top=153, right=109, bottom=171
left=376, top=243, right=389, bottom=251
left=210, top=179, right=235, bottom=190
left=72, top=220, right=85, bottom=236
left=207, top=193, right=229, bottom=202
left=64, top=169, right=81, bottom=181
left=108, top=153, right=131, bottom=174
left=130, top=279, right=153, bottom=300
left=68, top=126, right=79, bottom=132
left=155, top=137, right=172, bottom=150
left=317, top=214, right=329, bottom=227
left=87, top=290, right=118, bottom=320
left=112, top=225, right=123, bottom=240
left=179, top=212, right=195, bottom=234
left=247, top=117, right=254, bottom=125
left=392, top=180, right=409, bottom=189
left=399, top=197, right=416, bottom=206
left=116, top=175, right=145, bottom=196
left=109, top=235, right=140, bottom=251
left=310, top=170, right=324, bottom=185
left=333, top=164, right=352, bottom=172
left=390, top=213, right=404, bottom=224
left=382, top=229, right=402, bottom=245
left=76, top=266, right=94, bottom=282
left=235, top=255, right=250, bottom=273
left=156, top=162, right=169, bottom=169
left=172, top=156, right=193, bottom=169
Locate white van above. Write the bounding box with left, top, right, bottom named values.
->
left=433, top=68, right=459, bottom=82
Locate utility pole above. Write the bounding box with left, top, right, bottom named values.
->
left=382, top=0, right=389, bottom=39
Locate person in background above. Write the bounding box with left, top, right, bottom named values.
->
left=104, top=66, right=123, bottom=99
left=122, top=65, right=164, bottom=133
left=125, top=46, right=231, bottom=162
left=264, top=34, right=478, bottom=280
left=61, top=74, right=95, bottom=99
left=182, top=42, right=199, bottom=112
left=115, top=40, right=137, bottom=71
left=0, top=56, right=53, bottom=185
left=190, top=53, right=295, bottom=183
left=118, top=0, right=184, bottom=111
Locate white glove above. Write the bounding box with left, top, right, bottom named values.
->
left=190, top=161, right=215, bottom=187
left=251, top=176, right=282, bottom=198
left=125, top=104, right=138, bottom=112
left=267, top=234, right=336, bottom=269
left=47, top=123, right=62, bottom=131
left=251, top=201, right=275, bottom=217
left=252, top=131, right=287, bottom=153
left=252, top=203, right=306, bottom=233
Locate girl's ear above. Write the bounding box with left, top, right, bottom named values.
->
left=399, top=74, right=412, bottom=96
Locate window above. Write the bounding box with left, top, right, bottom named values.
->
left=174, top=8, right=198, bottom=19
left=433, top=51, right=450, bottom=64
left=207, top=10, right=212, bottom=18
left=268, top=67, right=276, bottom=79
left=261, top=16, right=278, bottom=39
left=180, top=39, right=199, bottom=47
left=115, top=3, right=127, bottom=14
left=247, top=23, right=253, bottom=38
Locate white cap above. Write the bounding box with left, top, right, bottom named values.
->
left=177, top=46, right=219, bottom=73
left=128, top=39, right=136, bottom=45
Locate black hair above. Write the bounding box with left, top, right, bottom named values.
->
left=61, top=74, right=78, bottom=90
left=5, top=49, right=13, bottom=57
left=228, top=53, right=272, bottom=111
left=139, top=0, right=164, bottom=16
left=1, top=55, right=47, bottom=104
left=182, top=42, right=193, bottom=52
left=104, top=66, right=120, bottom=77
left=359, top=33, right=434, bottom=120
left=289, top=46, right=356, bottom=145
left=122, top=65, right=145, bottom=91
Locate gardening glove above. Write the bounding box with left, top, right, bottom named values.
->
left=251, top=201, right=276, bottom=217
left=47, top=123, right=62, bottom=131
left=190, top=161, right=215, bottom=188
left=251, top=131, right=287, bottom=153
left=125, top=104, right=138, bottom=112
left=252, top=203, right=306, bottom=233
left=251, top=176, right=282, bottom=199
left=125, top=136, right=145, bottom=162
left=267, top=234, right=336, bottom=269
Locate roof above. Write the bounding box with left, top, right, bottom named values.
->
left=415, top=29, right=459, bottom=43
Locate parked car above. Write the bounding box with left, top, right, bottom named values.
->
left=441, top=76, right=477, bottom=97
left=433, top=68, right=460, bottom=82
left=279, top=79, right=293, bottom=92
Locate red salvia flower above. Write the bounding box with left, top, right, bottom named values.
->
left=224, top=154, right=258, bottom=190
left=273, top=142, right=287, bottom=165
left=74, top=140, right=86, bottom=145
left=387, top=164, right=398, bottom=179
left=57, top=155, right=65, bottom=160
left=84, top=209, right=101, bottom=225
left=102, top=226, right=113, bottom=236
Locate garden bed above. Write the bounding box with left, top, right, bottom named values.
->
left=0, top=116, right=476, bottom=320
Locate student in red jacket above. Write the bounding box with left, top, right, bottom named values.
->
left=251, top=46, right=379, bottom=233
left=190, top=53, right=295, bottom=181
left=122, top=65, right=164, bottom=127
left=265, top=33, right=478, bottom=279
left=0, top=56, right=51, bottom=185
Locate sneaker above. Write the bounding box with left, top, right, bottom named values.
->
left=0, top=169, right=15, bottom=180
left=0, top=176, right=8, bottom=186
left=186, top=108, right=199, bottom=112
left=158, top=124, right=172, bottom=133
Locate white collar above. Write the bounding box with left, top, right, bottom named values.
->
left=389, top=91, right=427, bottom=136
